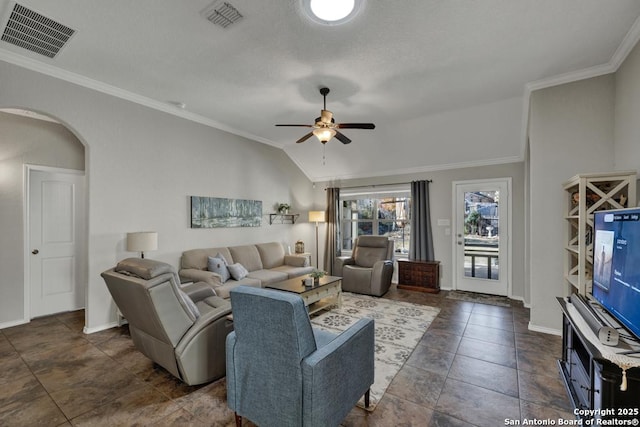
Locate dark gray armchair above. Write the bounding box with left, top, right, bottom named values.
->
left=101, top=258, right=232, bottom=385
left=335, top=235, right=394, bottom=296
left=226, top=286, right=374, bottom=427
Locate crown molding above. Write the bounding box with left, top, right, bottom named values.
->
left=520, top=14, right=640, bottom=165
left=610, top=14, right=640, bottom=71
left=310, top=155, right=523, bottom=183
left=0, top=49, right=283, bottom=149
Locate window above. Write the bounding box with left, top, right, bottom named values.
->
left=340, top=189, right=411, bottom=255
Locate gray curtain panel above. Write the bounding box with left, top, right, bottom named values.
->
left=324, top=187, right=341, bottom=274
left=409, top=180, right=435, bottom=261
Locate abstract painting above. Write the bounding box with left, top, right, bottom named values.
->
left=190, top=196, right=262, bottom=228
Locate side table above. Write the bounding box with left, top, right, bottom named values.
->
left=397, top=259, right=440, bottom=293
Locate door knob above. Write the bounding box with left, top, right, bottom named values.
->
left=457, top=241, right=463, bottom=246
left=32, top=249, right=39, bottom=255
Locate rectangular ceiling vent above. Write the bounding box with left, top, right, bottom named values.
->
left=201, top=1, right=243, bottom=29
left=1, top=3, right=75, bottom=58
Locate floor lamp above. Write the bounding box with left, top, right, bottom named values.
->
left=308, top=211, right=326, bottom=269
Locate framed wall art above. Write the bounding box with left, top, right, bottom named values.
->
left=190, top=196, right=262, bottom=228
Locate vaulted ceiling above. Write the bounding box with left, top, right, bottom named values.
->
left=2, top=0, right=640, bottom=182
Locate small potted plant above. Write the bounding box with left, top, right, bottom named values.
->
left=309, top=269, right=326, bottom=285
left=277, top=203, right=290, bottom=214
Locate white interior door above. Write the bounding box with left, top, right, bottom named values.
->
left=29, top=168, right=85, bottom=317
left=453, top=179, right=510, bottom=296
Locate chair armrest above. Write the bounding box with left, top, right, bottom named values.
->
left=182, top=281, right=216, bottom=302
left=284, top=254, right=309, bottom=267
left=175, top=300, right=232, bottom=355
left=174, top=300, right=233, bottom=385
left=302, top=318, right=375, bottom=419
left=334, top=256, right=355, bottom=277
left=179, top=268, right=223, bottom=286
left=370, top=260, right=394, bottom=297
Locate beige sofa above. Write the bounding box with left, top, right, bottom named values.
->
left=179, top=242, right=313, bottom=298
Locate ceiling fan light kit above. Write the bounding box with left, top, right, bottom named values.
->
left=275, top=87, right=375, bottom=145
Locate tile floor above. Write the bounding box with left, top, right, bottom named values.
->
left=0, top=286, right=573, bottom=426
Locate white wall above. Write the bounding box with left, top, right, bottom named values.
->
left=0, top=112, right=85, bottom=326
left=528, top=75, right=615, bottom=332
left=0, top=60, right=315, bottom=332
left=313, top=161, right=527, bottom=302
left=614, top=40, right=640, bottom=175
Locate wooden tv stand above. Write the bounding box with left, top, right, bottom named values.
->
left=557, top=297, right=640, bottom=421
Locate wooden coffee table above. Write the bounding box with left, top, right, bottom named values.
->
left=265, top=275, right=342, bottom=315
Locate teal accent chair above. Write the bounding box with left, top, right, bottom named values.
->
left=226, top=286, right=375, bottom=427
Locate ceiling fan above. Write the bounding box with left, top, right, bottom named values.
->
left=275, top=87, right=375, bottom=145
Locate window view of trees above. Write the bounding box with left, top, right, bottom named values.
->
left=464, top=191, right=499, bottom=279
left=340, top=195, right=411, bottom=254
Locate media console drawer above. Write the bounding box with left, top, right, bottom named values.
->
left=397, top=259, right=440, bottom=293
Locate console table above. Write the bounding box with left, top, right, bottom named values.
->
left=397, top=259, right=440, bottom=293
left=557, top=297, right=640, bottom=421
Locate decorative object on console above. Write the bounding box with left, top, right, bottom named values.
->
left=295, top=240, right=305, bottom=254
left=277, top=203, right=290, bottom=214
left=309, top=268, right=326, bottom=284
left=275, top=87, right=375, bottom=145
left=126, top=231, right=157, bottom=259
left=190, top=196, right=262, bottom=228
left=309, top=210, right=326, bottom=267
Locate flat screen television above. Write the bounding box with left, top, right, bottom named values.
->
left=592, top=207, right=640, bottom=341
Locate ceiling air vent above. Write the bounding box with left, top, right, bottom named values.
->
left=1, top=3, right=75, bottom=58
left=201, top=1, right=243, bottom=29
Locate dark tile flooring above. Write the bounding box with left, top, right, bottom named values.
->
left=0, top=286, right=573, bottom=426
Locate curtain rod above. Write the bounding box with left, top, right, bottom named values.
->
left=326, top=180, right=432, bottom=191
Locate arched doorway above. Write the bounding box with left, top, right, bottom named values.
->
left=0, top=108, right=88, bottom=327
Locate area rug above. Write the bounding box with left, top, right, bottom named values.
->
left=310, top=293, right=440, bottom=411
left=446, top=290, right=511, bottom=307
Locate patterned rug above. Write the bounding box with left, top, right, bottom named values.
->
left=446, top=290, right=511, bottom=307
left=310, top=293, right=440, bottom=411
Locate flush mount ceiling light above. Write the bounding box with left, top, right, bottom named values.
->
left=301, top=0, right=364, bottom=26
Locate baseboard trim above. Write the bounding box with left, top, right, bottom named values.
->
left=83, top=321, right=118, bottom=335
left=528, top=322, right=561, bottom=336
left=0, top=318, right=29, bottom=330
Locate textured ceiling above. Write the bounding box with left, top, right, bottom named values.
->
left=1, top=0, right=640, bottom=182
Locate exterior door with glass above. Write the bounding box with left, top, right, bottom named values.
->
left=453, top=179, right=510, bottom=296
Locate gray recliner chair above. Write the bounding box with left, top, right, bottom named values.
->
left=334, top=235, right=394, bottom=296
left=101, top=258, right=232, bottom=385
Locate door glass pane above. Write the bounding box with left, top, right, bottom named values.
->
left=464, top=190, right=499, bottom=280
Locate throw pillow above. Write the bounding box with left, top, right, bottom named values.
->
left=215, top=252, right=229, bottom=265
left=227, top=263, right=249, bottom=280
left=208, top=256, right=230, bottom=283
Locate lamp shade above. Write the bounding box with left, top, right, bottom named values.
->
left=127, top=231, right=158, bottom=252
left=308, top=211, right=326, bottom=223
left=313, top=128, right=336, bottom=143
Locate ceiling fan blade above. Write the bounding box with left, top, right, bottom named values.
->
left=337, top=123, right=375, bottom=129
left=296, top=132, right=314, bottom=144
left=276, top=124, right=313, bottom=127
left=334, top=131, right=351, bottom=145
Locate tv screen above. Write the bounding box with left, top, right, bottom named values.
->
left=592, top=208, right=640, bottom=340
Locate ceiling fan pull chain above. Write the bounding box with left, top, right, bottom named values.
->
left=323, top=143, right=326, bottom=165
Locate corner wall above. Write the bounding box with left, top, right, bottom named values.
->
left=528, top=75, right=615, bottom=332
left=0, top=60, right=314, bottom=332
left=614, top=39, right=640, bottom=175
